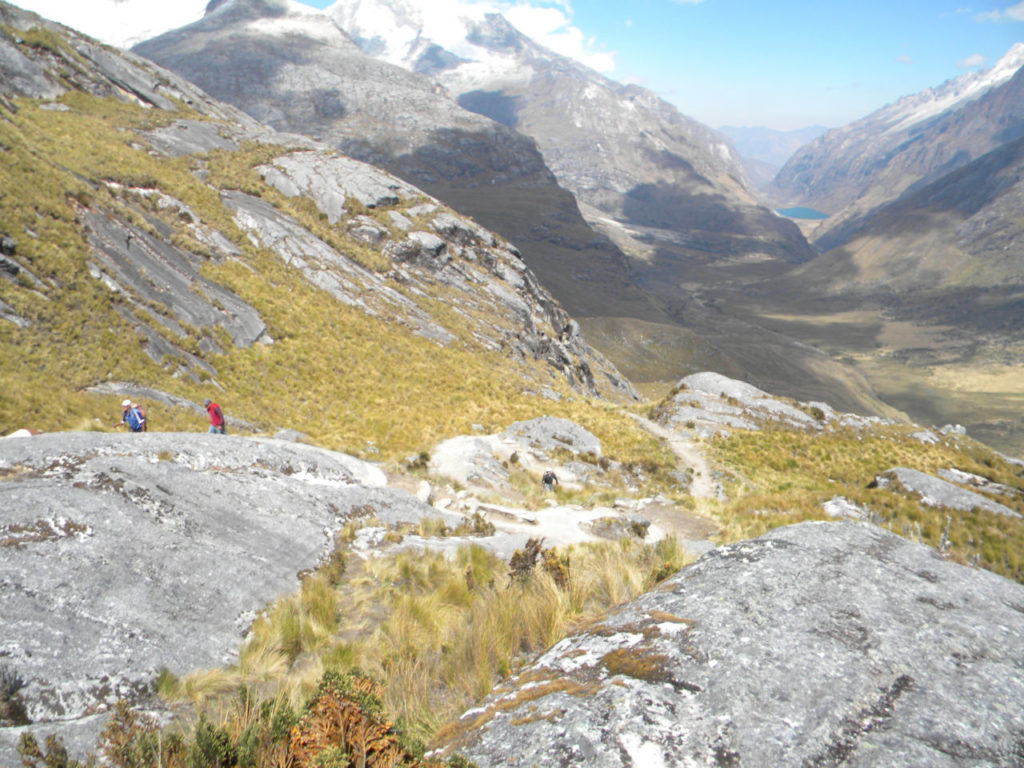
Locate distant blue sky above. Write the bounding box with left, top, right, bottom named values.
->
left=297, top=0, right=1024, bottom=130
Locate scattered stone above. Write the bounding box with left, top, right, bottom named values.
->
left=822, top=495, right=870, bottom=520
left=502, top=417, right=602, bottom=456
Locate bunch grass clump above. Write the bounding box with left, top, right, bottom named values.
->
left=156, top=534, right=692, bottom=754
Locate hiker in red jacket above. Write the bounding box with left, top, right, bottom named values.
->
left=204, top=399, right=225, bottom=434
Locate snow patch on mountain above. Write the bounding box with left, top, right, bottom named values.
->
left=441, top=55, right=534, bottom=91
left=880, top=42, right=1024, bottom=134
left=330, top=0, right=493, bottom=68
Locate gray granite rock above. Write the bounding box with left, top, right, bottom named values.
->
left=873, top=467, right=1021, bottom=518
left=660, top=372, right=821, bottom=436
left=444, top=521, right=1024, bottom=767
left=83, top=207, right=269, bottom=352
left=259, top=151, right=418, bottom=222
left=502, top=417, right=602, bottom=456
left=0, top=431, right=440, bottom=765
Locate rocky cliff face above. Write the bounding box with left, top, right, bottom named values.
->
left=440, top=520, right=1024, bottom=767
left=771, top=43, right=1024, bottom=251
left=133, top=0, right=657, bottom=323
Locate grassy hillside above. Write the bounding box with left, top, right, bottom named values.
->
left=0, top=90, right=667, bottom=465
left=710, top=423, right=1024, bottom=582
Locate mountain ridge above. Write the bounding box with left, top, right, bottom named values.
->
left=771, top=42, right=1024, bottom=249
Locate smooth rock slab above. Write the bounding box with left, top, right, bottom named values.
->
left=874, top=467, right=1021, bottom=518
left=0, top=432, right=439, bottom=765
left=444, top=521, right=1024, bottom=767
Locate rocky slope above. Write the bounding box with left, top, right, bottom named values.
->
left=6, top=372, right=1024, bottom=765
left=771, top=43, right=1024, bottom=250
left=0, top=416, right=705, bottom=765
left=133, top=0, right=658, bottom=323
left=0, top=0, right=637, bottom=448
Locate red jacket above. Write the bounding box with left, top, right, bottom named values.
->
left=206, top=402, right=224, bottom=427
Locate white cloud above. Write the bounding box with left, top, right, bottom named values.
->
left=8, top=0, right=209, bottom=48
left=957, top=53, right=987, bottom=67
left=501, top=2, right=616, bottom=71
left=977, top=1, right=1024, bottom=22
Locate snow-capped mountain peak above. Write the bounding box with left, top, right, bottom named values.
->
left=328, top=0, right=492, bottom=69
left=879, top=41, right=1024, bottom=134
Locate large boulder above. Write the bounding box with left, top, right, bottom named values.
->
left=442, top=521, right=1024, bottom=766
left=0, top=432, right=443, bottom=765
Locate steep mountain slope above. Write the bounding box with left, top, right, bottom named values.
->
left=749, top=126, right=1024, bottom=454
left=127, top=0, right=910, bottom=426
left=771, top=43, right=1024, bottom=249
left=327, top=0, right=814, bottom=268
left=133, top=0, right=658, bottom=323
left=0, top=0, right=638, bottom=454
left=795, top=132, right=1024, bottom=307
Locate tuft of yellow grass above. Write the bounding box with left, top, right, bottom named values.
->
left=150, top=534, right=693, bottom=748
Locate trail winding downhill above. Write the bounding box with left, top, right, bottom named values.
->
left=625, top=413, right=721, bottom=547
left=628, top=413, right=719, bottom=502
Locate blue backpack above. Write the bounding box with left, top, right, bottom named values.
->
left=125, top=406, right=144, bottom=432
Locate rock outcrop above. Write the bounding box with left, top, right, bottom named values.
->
left=0, top=431, right=454, bottom=765
left=653, top=371, right=894, bottom=438
left=872, top=467, right=1022, bottom=519
left=442, top=521, right=1024, bottom=767
left=0, top=0, right=635, bottom=402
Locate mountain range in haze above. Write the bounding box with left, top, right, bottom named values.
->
left=717, top=124, right=827, bottom=190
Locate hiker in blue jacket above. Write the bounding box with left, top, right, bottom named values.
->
left=114, top=399, right=145, bottom=433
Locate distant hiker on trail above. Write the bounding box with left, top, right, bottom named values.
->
left=114, top=399, right=145, bottom=433
left=542, top=469, right=559, bottom=492
left=205, top=399, right=225, bottom=434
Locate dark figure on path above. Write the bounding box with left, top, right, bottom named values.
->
left=542, top=469, right=559, bottom=492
